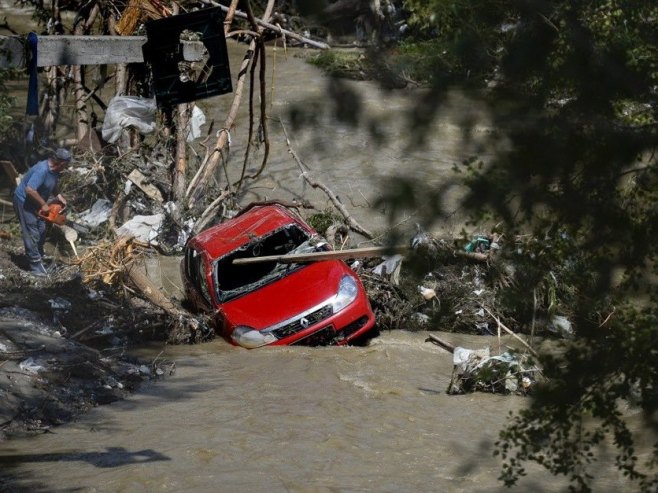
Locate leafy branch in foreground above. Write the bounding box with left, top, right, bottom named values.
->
left=362, top=1, right=658, bottom=490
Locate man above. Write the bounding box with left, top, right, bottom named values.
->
left=13, top=148, right=71, bottom=276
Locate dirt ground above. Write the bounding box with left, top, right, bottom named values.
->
left=0, top=232, right=173, bottom=441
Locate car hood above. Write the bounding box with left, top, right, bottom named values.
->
left=221, top=260, right=351, bottom=330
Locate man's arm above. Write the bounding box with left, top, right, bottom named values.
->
left=25, top=186, right=50, bottom=213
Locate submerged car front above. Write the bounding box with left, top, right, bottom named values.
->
left=218, top=259, right=375, bottom=348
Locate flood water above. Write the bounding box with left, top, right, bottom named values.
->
left=0, top=330, right=631, bottom=493
left=0, top=10, right=639, bottom=492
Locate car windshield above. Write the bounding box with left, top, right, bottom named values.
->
left=213, top=224, right=321, bottom=302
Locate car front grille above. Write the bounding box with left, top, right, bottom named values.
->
left=292, top=325, right=336, bottom=346
left=269, top=304, right=333, bottom=339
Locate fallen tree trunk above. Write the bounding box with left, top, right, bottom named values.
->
left=125, top=262, right=212, bottom=344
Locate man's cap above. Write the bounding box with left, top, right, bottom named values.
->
left=53, top=148, right=72, bottom=162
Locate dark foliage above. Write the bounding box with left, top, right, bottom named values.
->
left=336, top=1, right=658, bottom=491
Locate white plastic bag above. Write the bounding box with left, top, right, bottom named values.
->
left=102, top=96, right=157, bottom=143
left=187, top=105, right=206, bottom=142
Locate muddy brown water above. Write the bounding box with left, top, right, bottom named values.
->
left=0, top=9, right=642, bottom=491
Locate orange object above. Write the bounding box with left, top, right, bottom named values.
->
left=38, top=203, right=67, bottom=225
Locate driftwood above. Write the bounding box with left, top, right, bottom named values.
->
left=127, top=169, right=164, bottom=203
left=115, top=0, right=171, bottom=35
left=425, top=333, right=456, bottom=353
left=72, top=233, right=211, bottom=343
left=194, top=190, right=233, bottom=234
left=72, top=3, right=101, bottom=143
left=173, top=103, right=191, bottom=202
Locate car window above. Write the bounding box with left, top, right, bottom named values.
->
left=213, top=224, right=313, bottom=302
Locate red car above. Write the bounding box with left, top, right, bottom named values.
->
left=181, top=204, right=376, bottom=348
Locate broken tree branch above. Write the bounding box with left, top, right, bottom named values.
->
left=279, top=119, right=375, bottom=239
left=425, top=333, right=456, bottom=353
left=202, top=0, right=330, bottom=49
left=482, top=305, right=539, bottom=358
left=194, top=190, right=233, bottom=234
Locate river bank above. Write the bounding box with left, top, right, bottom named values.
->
left=0, top=234, right=172, bottom=441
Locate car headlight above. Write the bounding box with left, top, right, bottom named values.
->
left=231, top=325, right=278, bottom=349
left=331, top=275, right=359, bottom=313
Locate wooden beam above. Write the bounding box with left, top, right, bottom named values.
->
left=233, top=246, right=410, bottom=265
left=0, top=35, right=206, bottom=68
left=232, top=245, right=490, bottom=265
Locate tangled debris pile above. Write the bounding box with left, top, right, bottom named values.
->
left=342, top=228, right=583, bottom=396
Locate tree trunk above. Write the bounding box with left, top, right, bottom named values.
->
left=72, top=3, right=100, bottom=143
left=173, top=103, right=191, bottom=202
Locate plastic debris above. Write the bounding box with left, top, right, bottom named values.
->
left=550, top=314, right=573, bottom=337
left=418, top=285, right=437, bottom=300
left=116, top=213, right=165, bottom=244
left=49, top=297, right=71, bottom=311
left=187, top=105, right=206, bottom=142
left=411, top=313, right=431, bottom=325
left=77, top=199, right=113, bottom=228
left=464, top=235, right=491, bottom=253
left=102, top=96, right=157, bottom=143
left=447, top=346, right=539, bottom=395
left=372, top=254, right=403, bottom=285
left=19, top=357, right=44, bottom=374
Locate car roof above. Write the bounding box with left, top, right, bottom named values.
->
left=189, top=204, right=311, bottom=260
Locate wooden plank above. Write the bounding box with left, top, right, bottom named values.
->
left=127, top=169, right=164, bottom=203
left=233, top=246, right=410, bottom=265
left=37, top=35, right=146, bottom=66
left=1, top=35, right=206, bottom=68
left=232, top=245, right=490, bottom=265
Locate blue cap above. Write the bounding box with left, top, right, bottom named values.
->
left=53, top=148, right=71, bottom=162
